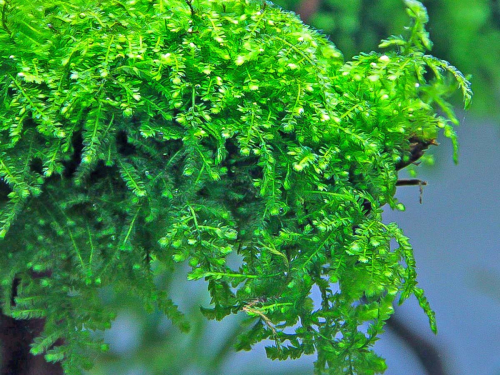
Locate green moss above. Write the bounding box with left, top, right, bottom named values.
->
left=0, top=0, right=470, bottom=373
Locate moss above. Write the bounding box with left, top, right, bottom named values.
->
left=0, top=0, right=470, bottom=373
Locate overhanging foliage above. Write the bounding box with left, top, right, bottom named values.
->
left=0, top=0, right=470, bottom=373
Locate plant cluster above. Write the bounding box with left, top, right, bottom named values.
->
left=277, top=0, right=495, bottom=115
left=0, top=0, right=470, bottom=373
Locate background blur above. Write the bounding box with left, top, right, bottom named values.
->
left=87, top=1, right=500, bottom=374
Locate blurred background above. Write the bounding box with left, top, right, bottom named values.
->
left=87, top=1, right=500, bottom=374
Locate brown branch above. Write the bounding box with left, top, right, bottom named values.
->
left=185, top=0, right=195, bottom=17
left=396, top=179, right=427, bottom=187
left=396, top=137, right=438, bottom=171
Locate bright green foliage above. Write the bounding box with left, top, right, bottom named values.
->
left=276, top=0, right=496, bottom=116
left=0, top=0, right=470, bottom=374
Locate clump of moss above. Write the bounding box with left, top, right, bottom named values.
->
left=0, top=0, right=470, bottom=373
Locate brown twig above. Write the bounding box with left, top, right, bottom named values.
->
left=395, top=179, right=427, bottom=187
left=185, top=0, right=195, bottom=17
left=242, top=300, right=277, bottom=334
left=398, top=180, right=426, bottom=203
left=396, top=137, right=438, bottom=171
